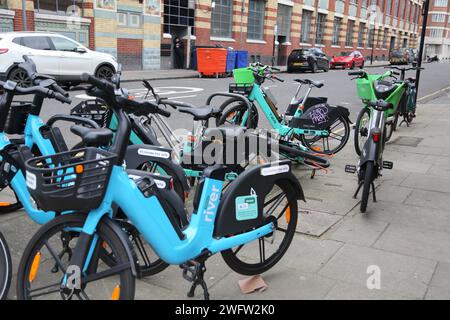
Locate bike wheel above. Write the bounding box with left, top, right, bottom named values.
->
left=221, top=179, right=298, bottom=275
left=279, top=143, right=330, bottom=168
left=17, top=213, right=135, bottom=300
left=354, top=107, right=371, bottom=156
left=299, top=115, right=350, bottom=155
left=0, top=232, right=12, bottom=300
left=216, top=100, right=259, bottom=129
left=0, top=186, right=23, bottom=214
left=360, top=161, right=375, bottom=213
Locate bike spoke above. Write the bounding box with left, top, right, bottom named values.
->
left=44, top=241, right=67, bottom=274
left=275, top=203, right=289, bottom=221
left=234, top=244, right=244, bottom=255
left=258, top=238, right=265, bottom=263
left=82, top=262, right=131, bottom=285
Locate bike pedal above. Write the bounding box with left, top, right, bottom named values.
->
left=345, top=165, right=357, bottom=174
left=181, top=260, right=200, bottom=282
left=382, top=161, right=393, bottom=169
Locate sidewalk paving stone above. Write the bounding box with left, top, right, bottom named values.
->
left=401, top=173, right=450, bottom=193
left=325, top=281, right=410, bottom=300
left=404, top=189, right=450, bottom=212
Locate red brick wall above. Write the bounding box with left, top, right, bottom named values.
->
left=13, top=9, right=35, bottom=31
left=117, top=38, right=143, bottom=70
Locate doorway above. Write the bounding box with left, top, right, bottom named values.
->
left=389, top=36, right=396, bottom=53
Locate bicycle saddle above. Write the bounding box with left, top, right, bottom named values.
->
left=70, top=125, right=113, bottom=147
left=294, top=79, right=324, bottom=88
left=178, top=105, right=222, bottom=121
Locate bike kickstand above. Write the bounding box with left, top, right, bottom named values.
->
left=353, top=181, right=363, bottom=199
left=310, top=169, right=316, bottom=179
left=371, top=182, right=377, bottom=202
left=182, top=257, right=210, bottom=300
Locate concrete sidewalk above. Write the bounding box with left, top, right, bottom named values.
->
left=120, top=60, right=390, bottom=82
left=2, top=93, right=449, bottom=300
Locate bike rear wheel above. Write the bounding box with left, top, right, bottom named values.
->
left=0, top=232, right=12, bottom=300
left=216, top=100, right=259, bottom=129
left=221, top=179, right=298, bottom=275
left=299, top=115, right=350, bottom=155
left=17, top=214, right=135, bottom=300
left=360, top=161, right=375, bottom=213
left=354, top=107, right=371, bottom=156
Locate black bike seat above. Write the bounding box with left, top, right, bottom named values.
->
left=178, top=105, right=222, bottom=121
left=294, top=79, right=324, bottom=88
left=368, top=100, right=393, bottom=111
left=70, top=125, right=113, bottom=147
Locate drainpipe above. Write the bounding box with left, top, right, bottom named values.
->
left=239, top=0, right=246, bottom=50
left=414, top=0, right=430, bottom=105
left=22, top=0, right=27, bottom=31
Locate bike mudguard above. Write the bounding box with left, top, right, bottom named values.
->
left=213, top=160, right=305, bottom=238
left=100, top=216, right=139, bottom=277
left=290, top=103, right=351, bottom=130
left=285, top=97, right=328, bottom=116
left=359, top=134, right=382, bottom=168
left=123, top=144, right=190, bottom=193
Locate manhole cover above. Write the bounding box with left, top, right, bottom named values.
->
left=391, top=136, right=423, bottom=147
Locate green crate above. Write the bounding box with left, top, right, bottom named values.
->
left=233, top=68, right=255, bottom=85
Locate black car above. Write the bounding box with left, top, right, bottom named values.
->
left=287, top=48, right=330, bottom=73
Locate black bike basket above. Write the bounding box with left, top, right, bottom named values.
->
left=4, top=102, right=33, bottom=134
left=70, top=99, right=112, bottom=128
left=25, top=148, right=117, bottom=212
left=229, top=83, right=253, bottom=96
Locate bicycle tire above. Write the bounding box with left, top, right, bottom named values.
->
left=0, top=232, right=11, bottom=300
left=360, top=161, right=374, bottom=213
left=279, top=143, right=330, bottom=168
left=17, top=213, right=135, bottom=300
left=299, top=115, right=350, bottom=155
left=0, top=187, right=23, bottom=214
left=354, top=107, right=371, bottom=156
left=216, top=98, right=259, bottom=129
left=221, top=179, right=298, bottom=275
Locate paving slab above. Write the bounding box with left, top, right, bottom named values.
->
left=374, top=224, right=450, bottom=264
left=318, top=244, right=436, bottom=299
left=401, top=173, right=450, bottom=193
left=325, top=280, right=410, bottom=300
left=328, top=215, right=389, bottom=247
left=425, top=286, right=450, bottom=300
left=404, top=189, right=450, bottom=212
left=296, top=210, right=342, bottom=237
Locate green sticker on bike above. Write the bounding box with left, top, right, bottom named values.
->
left=235, top=194, right=258, bottom=221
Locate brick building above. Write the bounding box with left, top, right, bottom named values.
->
left=421, top=0, right=450, bottom=59
left=184, top=0, right=423, bottom=66
left=0, top=0, right=161, bottom=70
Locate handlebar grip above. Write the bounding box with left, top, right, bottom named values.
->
left=81, top=73, right=115, bottom=92
left=51, top=83, right=69, bottom=98
left=392, top=71, right=400, bottom=76
left=271, top=67, right=281, bottom=71
left=158, top=107, right=171, bottom=117
left=54, top=92, right=72, bottom=104
left=274, top=76, right=284, bottom=82
left=348, top=71, right=364, bottom=76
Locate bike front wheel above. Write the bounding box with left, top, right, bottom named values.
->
left=0, top=232, right=12, bottom=300
left=17, top=213, right=135, bottom=300
left=354, top=107, right=371, bottom=156
left=221, top=179, right=298, bottom=275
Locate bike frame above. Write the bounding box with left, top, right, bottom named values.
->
left=79, top=165, right=274, bottom=265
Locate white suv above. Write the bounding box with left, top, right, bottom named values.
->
left=0, top=32, right=118, bottom=86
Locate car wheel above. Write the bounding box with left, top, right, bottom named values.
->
left=287, top=66, right=293, bottom=73
left=323, top=64, right=329, bottom=72
left=8, top=67, right=33, bottom=88
left=95, top=65, right=115, bottom=81
left=311, top=62, right=318, bottom=73
left=360, top=61, right=364, bottom=69
left=350, top=62, right=355, bottom=70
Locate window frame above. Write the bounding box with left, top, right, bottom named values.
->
left=332, top=16, right=342, bottom=46
left=345, top=19, right=354, bottom=47
left=300, top=9, right=312, bottom=43
left=247, top=0, right=265, bottom=40
left=211, top=0, right=233, bottom=38
left=34, top=0, right=82, bottom=16
left=315, top=13, right=327, bottom=45
left=358, top=22, right=366, bottom=47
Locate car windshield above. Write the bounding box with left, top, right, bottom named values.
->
left=336, top=52, right=352, bottom=57
left=292, top=49, right=310, bottom=55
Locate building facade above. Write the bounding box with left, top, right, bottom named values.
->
left=0, top=0, right=162, bottom=70
left=422, top=0, right=450, bottom=59
left=189, top=0, right=423, bottom=66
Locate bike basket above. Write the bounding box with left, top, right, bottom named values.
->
left=4, top=102, right=33, bottom=135
left=25, top=148, right=117, bottom=212
left=232, top=68, right=255, bottom=85
left=70, top=99, right=112, bottom=128
left=355, top=78, right=374, bottom=101
left=229, top=83, right=253, bottom=95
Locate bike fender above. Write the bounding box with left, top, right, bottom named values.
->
left=335, top=105, right=353, bottom=124
left=359, top=139, right=380, bottom=167
left=124, top=144, right=190, bottom=193
left=101, top=216, right=139, bottom=277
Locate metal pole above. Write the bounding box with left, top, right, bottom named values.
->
left=370, top=27, right=375, bottom=64
left=414, top=0, right=430, bottom=105
left=239, top=0, right=246, bottom=50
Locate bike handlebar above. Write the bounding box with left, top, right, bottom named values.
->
left=158, top=98, right=196, bottom=109
left=348, top=70, right=366, bottom=77
left=81, top=73, right=116, bottom=93
left=0, top=80, right=72, bottom=104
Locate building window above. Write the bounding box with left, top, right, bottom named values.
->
left=405, top=1, right=410, bottom=21
left=247, top=0, right=265, bottom=40
left=117, top=11, right=141, bottom=28
left=277, top=4, right=292, bottom=41
left=382, top=28, right=388, bottom=47
left=163, top=0, right=195, bottom=34
left=345, top=19, right=354, bottom=46
left=368, top=26, right=374, bottom=48
left=211, top=0, right=233, bottom=38
left=429, top=28, right=443, bottom=38
left=432, top=13, right=446, bottom=23
left=332, top=17, right=341, bottom=46
left=34, top=0, right=81, bottom=15
left=434, top=0, right=448, bottom=7
left=315, top=13, right=326, bottom=45
left=386, top=0, right=392, bottom=15
left=0, top=0, right=7, bottom=8
left=300, top=10, right=312, bottom=43
left=393, top=0, right=399, bottom=17
left=399, top=0, right=404, bottom=19
left=358, top=22, right=365, bottom=47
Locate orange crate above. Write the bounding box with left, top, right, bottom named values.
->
left=196, top=48, right=227, bottom=77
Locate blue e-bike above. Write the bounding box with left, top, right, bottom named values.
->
left=16, top=74, right=304, bottom=300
